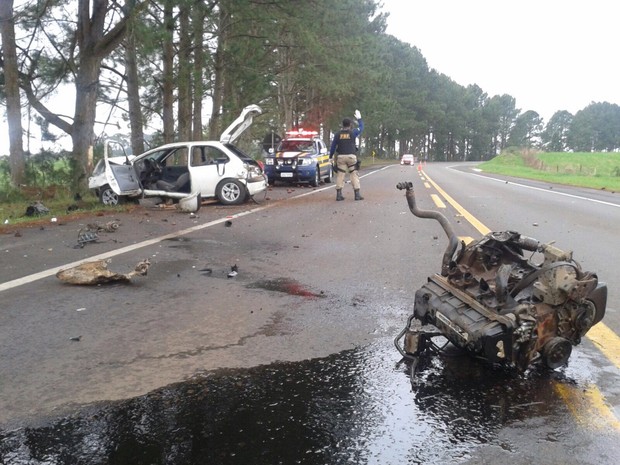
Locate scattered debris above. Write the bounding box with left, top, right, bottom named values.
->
left=73, top=221, right=121, bottom=248
left=24, top=201, right=50, bottom=217
left=87, top=220, right=121, bottom=233
left=56, top=259, right=151, bottom=285
left=227, top=264, right=239, bottom=278
left=69, top=336, right=82, bottom=342
left=225, top=220, right=233, bottom=227
left=75, top=228, right=99, bottom=248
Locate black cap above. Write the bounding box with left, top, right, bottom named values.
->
left=342, top=118, right=352, bottom=127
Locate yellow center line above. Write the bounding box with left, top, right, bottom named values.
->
left=584, top=323, right=620, bottom=370
left=421, top=168, right=620, bottom=430
left=430, top=194, right=446, bottom=208
left=423, top=170, right=490, bottom=235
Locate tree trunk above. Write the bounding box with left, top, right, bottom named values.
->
left=0, top=0, right=25, bottom=188
left=71, top=55, right=101, bottom=191
left=209, top=1, right=229, bottom=140
left=125, top=22, right=145, bottom=155
left=177, top=4, right=192, bottom=141
left=162, top=0, right=175, bottom=143
left=192, top=3, right=206, bottom=141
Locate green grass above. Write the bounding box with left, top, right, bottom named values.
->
left=479, top=151, right=620, bottom=192
left=0, top=189, right=133, bottom=229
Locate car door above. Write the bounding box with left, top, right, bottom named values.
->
left=189, top=144, right=231, bottom=198
left=316, top=140, right=330, bottom=173
left=104, top=147, right=141, bottom=197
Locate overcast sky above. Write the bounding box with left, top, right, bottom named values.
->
left=380, top=0, right=619, bottom=121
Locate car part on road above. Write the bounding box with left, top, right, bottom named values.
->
left=75, top=229, right=99, bottom=248
left=394, top=181, right=607, bottom=372
left=56, top=259, right=151, bottom=285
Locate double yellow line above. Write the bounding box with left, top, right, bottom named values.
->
left=420, top=168, right=620, bottom=430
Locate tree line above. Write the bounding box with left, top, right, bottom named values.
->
left=1, top=0, right=619, bottom=193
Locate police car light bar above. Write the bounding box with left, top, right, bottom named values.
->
left=286, top=128, right=319, bottom=137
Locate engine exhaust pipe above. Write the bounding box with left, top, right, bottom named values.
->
left=397, top=182, right=459, bottom=276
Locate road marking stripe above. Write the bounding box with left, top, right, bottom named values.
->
left=423, top=171, right=491, bottom=235
left=421, top=168, right=620, bottom=429
left=584, top=323, right=620, bottom=370
left=431, top=194, right=446, bottom=208
left=453, top=166, right=620, bottom=209
left=555, top=383, right=620, bottom=430
left=2, top=165, right=398, bottom=294
left=0, top=205, right=271, bottom=293
left=459, top=236, right=474, bottom=245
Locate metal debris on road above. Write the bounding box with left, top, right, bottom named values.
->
left=227, top=265, right=239, bottom=278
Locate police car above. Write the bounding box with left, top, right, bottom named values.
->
left=263, top=130, right=332, bottom=186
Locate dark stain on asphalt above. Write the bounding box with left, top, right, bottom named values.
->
left=2, top=339, right=611, bottom=465
left=247, top=277, right=325, bottom=298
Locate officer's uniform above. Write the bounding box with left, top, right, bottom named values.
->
left=329, top=116, right=364, bottom=200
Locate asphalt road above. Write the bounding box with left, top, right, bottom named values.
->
left=1, top=162, right=619, bottom=464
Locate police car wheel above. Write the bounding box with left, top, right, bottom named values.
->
left=310, top=167, right=320, bottom=187
left=324, top=165, right=332, bottom=183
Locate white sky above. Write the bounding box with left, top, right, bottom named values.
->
left=380, top=0, right=619, bottom=121
left=3, top=0, right=618, bottom=154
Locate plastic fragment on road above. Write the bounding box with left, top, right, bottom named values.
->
left=56, top=259, right=151, bottom=285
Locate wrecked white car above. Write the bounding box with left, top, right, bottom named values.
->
left=88, top=104, right=268, bottom=206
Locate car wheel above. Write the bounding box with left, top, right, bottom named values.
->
left=310, top=166, right=320, bottom=187
left=216, top=179, right=247, bottom=205
left=99, top=185, right=122, bottom=206
left=324, top=165, right=332, bottom=183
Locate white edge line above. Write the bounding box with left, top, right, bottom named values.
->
left=449, top=165, right=620, bottom=209
left=1, top=166, right=392, bottom=293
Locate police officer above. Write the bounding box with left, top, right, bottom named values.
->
left=329, top=110, right=364, bottom=201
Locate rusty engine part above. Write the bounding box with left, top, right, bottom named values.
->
left=394, top=182, right=607, bottom=371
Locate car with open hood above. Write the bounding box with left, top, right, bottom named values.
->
left=88, top=104, right=267, bottom=207
left=263, top=129, right=332, bottom=187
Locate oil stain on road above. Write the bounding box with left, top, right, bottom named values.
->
left=1, top=339, right=619, bottom=464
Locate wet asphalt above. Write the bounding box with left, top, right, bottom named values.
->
left=2, top=164, right=620, bottom=464
left=2, top=335, right=619, bottom=465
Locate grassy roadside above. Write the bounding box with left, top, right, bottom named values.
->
left=0, top=191, right=135, bottom=232
left=479, top=150, right=620, bottom=192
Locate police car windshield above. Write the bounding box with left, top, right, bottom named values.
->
left=279, top=140, right=313, bottom=152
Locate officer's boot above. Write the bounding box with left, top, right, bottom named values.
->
left=354, top=189, right=364, bottom=201
left=336, top=189, right=345, bottom=201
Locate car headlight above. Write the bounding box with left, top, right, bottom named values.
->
left=265, top=158, right=274, bottom=165
left=297, top=158, right=313, bottom=166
